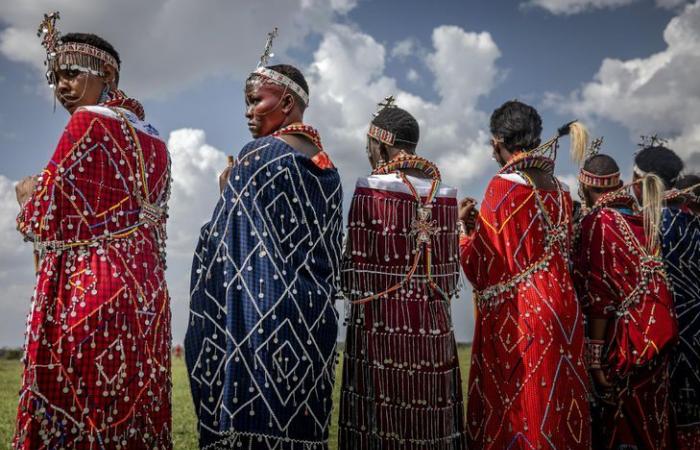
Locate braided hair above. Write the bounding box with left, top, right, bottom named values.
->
left=371, top=106, right=419, bottom=151
left=635, top=146, right=684, bottom=188
left=490, top=100, right=542, bottom=153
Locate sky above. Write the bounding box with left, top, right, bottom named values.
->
left=0, top=0, right=698, bottom=347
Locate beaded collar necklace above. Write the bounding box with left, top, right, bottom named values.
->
left=499, top=152, right=555, bottom=175
left=272, top=123, right=323, bottom=151
left=593, top=188, right=637, bottom=212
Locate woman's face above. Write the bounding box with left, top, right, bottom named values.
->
left=244, top=79, right=289, bottom=138
left=632, top=172, right=643, bottom=203
left=366, top=136, right=384, bottom=169
left=55, top=68, right=105, bottom=114
left=491, top=137, right=510, bottom=167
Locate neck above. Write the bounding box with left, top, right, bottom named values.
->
left=281, top=111, right=303, bottom=129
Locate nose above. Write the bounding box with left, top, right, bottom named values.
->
left=56, top=75, right=71, bottom=96
left=245, top=104, right=254, bottom=119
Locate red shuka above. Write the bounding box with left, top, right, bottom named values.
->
left=13, top=97, right=172, bottom=449
left=460, top=173, right=592, bottom=449
left=572, top=192, right=678, bottom=449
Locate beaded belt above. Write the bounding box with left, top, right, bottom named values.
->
left=33, top=226, right=143, bottom=254
left=474, top=228, right=568, bottom=307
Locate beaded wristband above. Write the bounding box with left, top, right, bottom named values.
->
left=586, top=339, right=606, bottom=369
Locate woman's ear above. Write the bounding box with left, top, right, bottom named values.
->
left=103, top=64, right=118, bottom=88
left=379, top=143, right=391, bottom=163
left=281, top=93, right=295, bottom=115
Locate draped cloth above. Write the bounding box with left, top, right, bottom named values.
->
left=460, top=173, right=591, bottom=449
left=661, top=206, right=700, bottom=449
left=185, top=136, right=343, bottom=449
left=573, top=194, right=677, bottom=449
left=13, top=97, right=172, bottom=449
left=338, top=173, right=467, bottom=450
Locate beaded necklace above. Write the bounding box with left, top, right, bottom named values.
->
left=475, top=171, right=568, bottom=308
left=593, top=188, right=637, bottom=212
left=499, top=153, right=555, bottom=175
left=272, top=123, right=323, bottom=151
left=352, top=153, right=444, bottom=304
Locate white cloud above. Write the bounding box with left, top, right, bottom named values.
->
left=523, top=0, right=634, bottom=14
left=558, top=174, right=581, bottom=200
left=0, top=0, right=356, bottom=99
left=306, top=24, right=501, bottom=194
left=391, top=38, right=417, bottom=59
left=523, top=0, right=688, bottom=14
left=547, top=1, right=700, bottom=169
left=0, top=176, right=37, bottom=347
left=165, top=128, right=229, bottom=344
left=406, top=68, right=421, bottom=82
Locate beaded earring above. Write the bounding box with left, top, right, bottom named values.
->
left=98, top=84, right=110, bottom=104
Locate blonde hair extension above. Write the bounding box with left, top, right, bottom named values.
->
left=641, top=173, right=664, bottom=253
left=568, top=121, right=589, bottom=166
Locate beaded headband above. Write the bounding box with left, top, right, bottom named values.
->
left=367, top=96, right=418, bottom=146
left=37, top=11, right=119, bottom=88
left=577, top=137, right=621, bottom=188
left=579, top=169, right=621, bottom=188
left=246, top=28, right=309, bottom=106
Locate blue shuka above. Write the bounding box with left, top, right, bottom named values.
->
left=185, top=136, right=343, bottom=449
left=661, top=206, right=700, bottom=445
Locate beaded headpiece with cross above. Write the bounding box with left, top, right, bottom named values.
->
left=246, top=28, right=309, bottom=106
left=366, top=95, right=419, bottom=147
left=37, top=11, right=119, bottom=89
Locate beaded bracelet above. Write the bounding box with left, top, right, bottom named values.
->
left=586, top=339, right=606, bottom=369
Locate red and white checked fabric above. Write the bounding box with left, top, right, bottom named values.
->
left=13, top=97, right=172, bottom=449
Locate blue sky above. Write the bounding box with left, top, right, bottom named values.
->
left=1, top=0, right=698, bottom=346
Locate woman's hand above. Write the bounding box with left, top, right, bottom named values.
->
left=458, top=197, right=478, bottom=234
left=591, top=368, right=616, bottom=405
left=15, top=175, right=38, bottom=206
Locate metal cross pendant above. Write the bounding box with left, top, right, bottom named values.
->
left=411, top=205, right=440, bottom=244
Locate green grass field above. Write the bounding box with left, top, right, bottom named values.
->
left=0, top=346, right=471, bottom=449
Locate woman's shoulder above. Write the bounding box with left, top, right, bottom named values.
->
left=356, top=173, right=456, bottom=198
left=70, top=105, right=163, bottom=142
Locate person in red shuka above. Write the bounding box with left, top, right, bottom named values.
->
left=572, top=152, right=678, bottom=449
left=13, top=13, right=172, bottom=449
left=458, top=100, right=592, bottom=449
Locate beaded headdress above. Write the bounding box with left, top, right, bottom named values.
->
left=37, top=11, right=119, bottom=89
left=632, top=134, right=681, bottom=184
left=577, top=137, right=622, bottom=189
left=246, top=28, right=309, bottom=106
left=367, top=96, right=418, bottom=146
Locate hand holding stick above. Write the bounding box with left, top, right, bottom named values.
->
left=219, top=156, right=234, bottom=194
